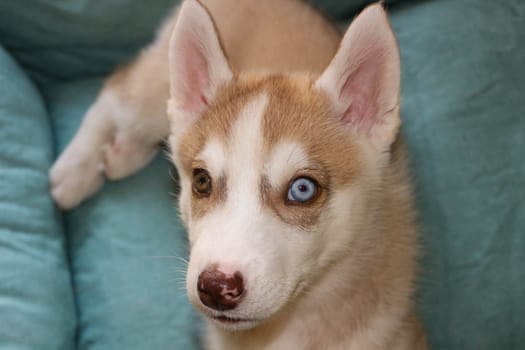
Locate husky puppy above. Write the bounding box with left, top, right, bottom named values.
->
left=50, top=0, right=427, bottom=349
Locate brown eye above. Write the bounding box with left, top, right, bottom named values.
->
left=192, top=168, right=212, bottom=197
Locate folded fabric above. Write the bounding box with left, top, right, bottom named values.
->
left=46, top=78, right=201, bottom=350
left=0, top=46, right=76, bottom=350
left=390, top=1, right=525, bottom=349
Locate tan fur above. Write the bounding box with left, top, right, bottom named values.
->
left=107, top=0, right=340, bottom=114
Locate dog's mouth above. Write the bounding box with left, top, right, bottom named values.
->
left=210, top=315, right=259, bottom=330
left=213, top=315, right=245, bottom=323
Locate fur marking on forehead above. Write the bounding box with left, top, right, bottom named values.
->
left=228, top=92, right=269, bottom=166
left=265, top=141, right=310, bottom=189
left=178, top=75, right=361, bottom=188
left=195, top=138, right=226, bottom=177
left=225, top=93, right=269, bottom=212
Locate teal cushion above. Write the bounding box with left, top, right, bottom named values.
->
left=390, top=0, right=525, bottom=349
left=0, top=46, right=76, bottom=349
left=46, top=79, right=201, bottom=349
left=0, top=0, right=175, bottom=84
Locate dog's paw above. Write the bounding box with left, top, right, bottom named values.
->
left=102, top=132, right=159, bottom=180
left=49, top=147, right=105, bottom=210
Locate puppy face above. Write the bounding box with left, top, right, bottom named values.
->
left=170, top=76, right=385, bottom=330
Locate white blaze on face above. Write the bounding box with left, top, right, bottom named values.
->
left=187, top=93, right=276, bottom=313
left=226, top=93, right=269, bottom=215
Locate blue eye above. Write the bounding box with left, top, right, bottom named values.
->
left=287, top=177, right=318, bottom=203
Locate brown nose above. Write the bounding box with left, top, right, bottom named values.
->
left=197, top=267, right=245, bottom=311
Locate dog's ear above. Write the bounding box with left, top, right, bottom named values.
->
left=315, top=4, right=400, bottom=151
left=169, top=0, right=233, bottom=115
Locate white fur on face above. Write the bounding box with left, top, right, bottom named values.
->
left=184, top=94, right=295, bottom=325
left=185, top=94, right=273, bottom=322
left=226, top=93, right=268, bottom=213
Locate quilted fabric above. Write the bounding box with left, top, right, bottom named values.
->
left=0, top=46, right=76, bottom=350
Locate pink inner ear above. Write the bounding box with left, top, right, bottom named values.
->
left=181, top=37, right=210, bottom=111
left=339, top=59, right=381, bottom=134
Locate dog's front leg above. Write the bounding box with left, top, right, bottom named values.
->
left=49, top=12, right=177, bottom=209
